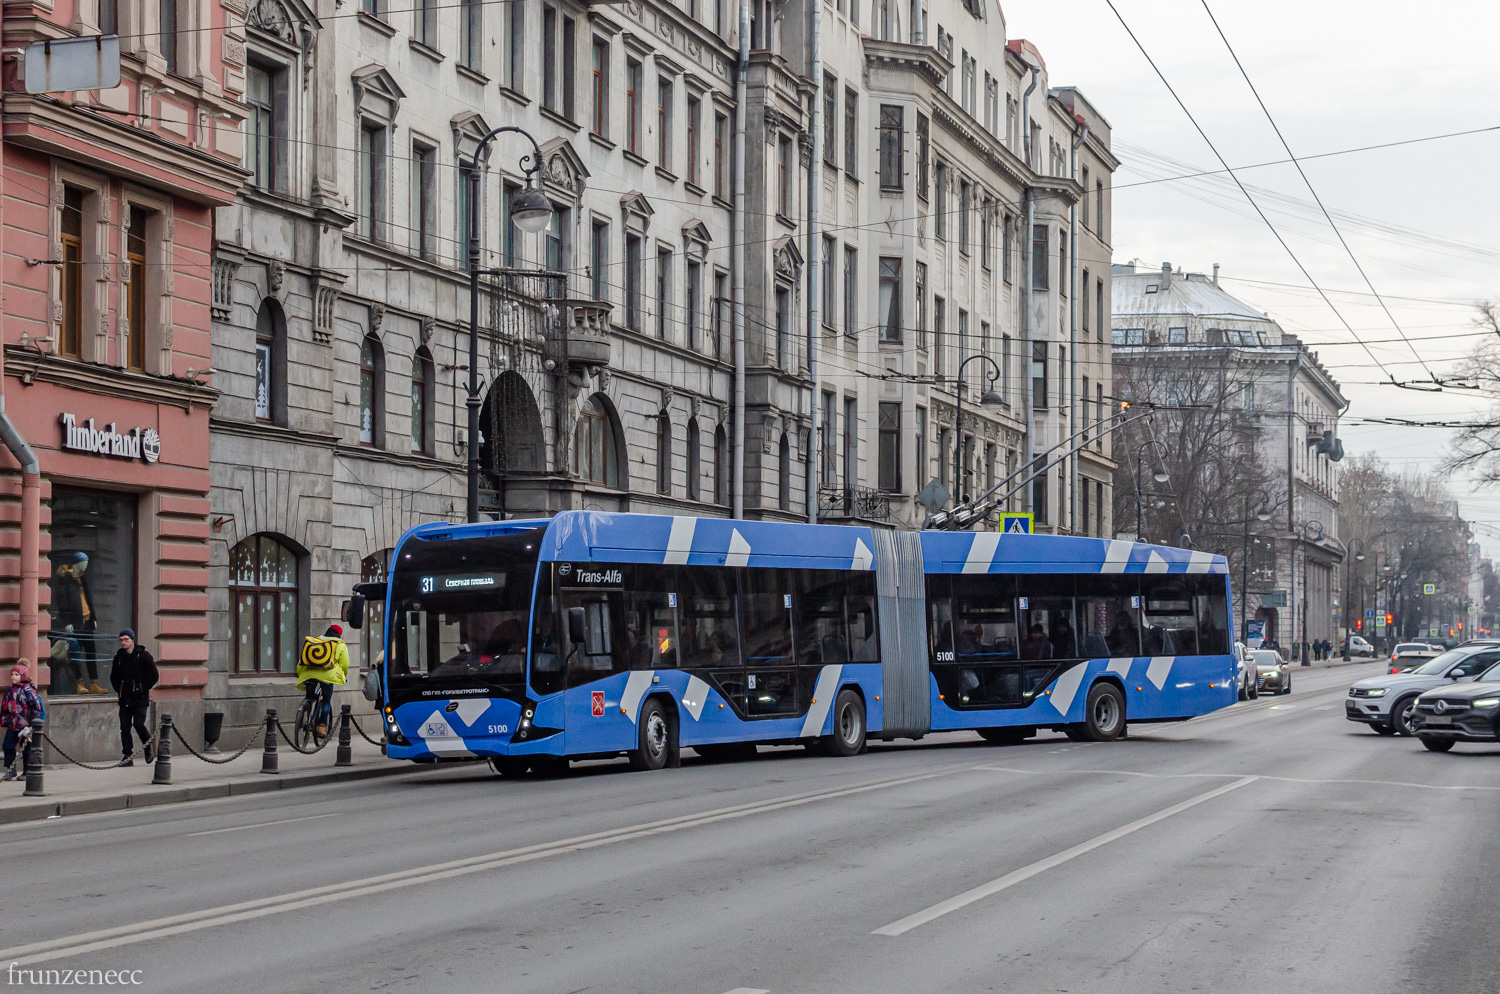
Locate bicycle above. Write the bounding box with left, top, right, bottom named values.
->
left=293, top=682, right=334, bottom=751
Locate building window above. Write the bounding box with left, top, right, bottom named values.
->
left=546, top=204, right=568, bottom=271
left=1096, top=279, right=1105, bottom=341
left=843, top=245, right=857, bottom=337
left=778, top=136, right=792, bottom=215
left=1081, top=166, right=1091, bottom=228
left=1096, top=180, right=1105, bottom=241
left=591, top=38, right=609, bottom=136
left=359, top=124, right=387, bottom=242
left=413, top=0, right=436, bottom=47
left=778, top=434, right=792, bottom=511
left=458, top=161, right=479, bottom=265
left=1081, top=267, right=1091, bottom=333
left=980, top=198, right=993, bottom=270
left=713, top=270, right=728, bottom=356
left=411, top=142, right=437, bottom=260
left=775, top=286, right=791, bottom=367
left=933, top=295, right=945, bottom=376
left=253, top=298, right=287, bottom=425
left=626, top=58, right=643, bottom=154
left=714, top=113, right=728, bottom=198
left=1031, top=224, right=1048, bottom=290
left=823, top=74, right=838, bottom=168
left=229, top=534, right=300, bottom=675
left=1059, top=233, right=1068, bottom=297
left=878, top=402, right=901, bottom=492
left=160, top=0, right=179, bottom=74
left=501, top=182, right=518, bottom=267
left=59, top=188, right=87, bottom=359
left=1096, top=480, right=1105, bottom=531
left=657, top=410, right=673, bottom=494
left=686, top=95, right=701, bottom=185
left=958, top=179, right=970, bottom=252
left=821, top=391, right=837, bottom=486
left=843, top=397, right=858, bottom=493
left=686, top=259, right=702, bottom=347
left=125, top=206, right=148, bottom=371
left=915, top=406, right=927, bottom=487
left=411, top=347, right=434, bottom=455
left=245, top=63, right=285, bottom=192
left=656, top=246, right=672, bottom=338
left=101, top=0, right=118, bottom=35
left=878, top=257, right=902, bottom=343
left=821, top=235, right=836, bottom=327
left=916, top=112, right=929, bottom=199
left=934, top=162, right=947, bottom=240
left=686, top=417, right=701, bottom=500
left=1097, top=383, right=1105, bottom=451
left=460, top=0, right=482, bottom=70
left=1168, top=326, right=1187, bottom=344
left=590, top=219, right=608, bottom=302
left=1002, top=214, right=1013, bottom=283
left=938, top=427, right=951, bottom=496
left=714, top=425, right=729, bottom=504
left=1032, top=457, right=1048, bottom=524
left=658, top=76, right=674, bottom=170
left=359, top=333, right=384, bottom=447
left=625, top=234, right=643, bottom=330
left=844, top=88, right=858, bottom=174
left=542, top=7, right=558, bottom=109
left=878, top=104, right=903, bottom=189
left=508, top=1, right=525, bottom=91
left=575, top=394, right=622, bottom=487
left=1031, top=341, right=1048, bottom=409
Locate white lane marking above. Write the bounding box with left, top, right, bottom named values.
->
left=721, top=989, right=770, bottom=994
left=962, top=532, right=1001, bottom=574
left=1269, top=704, right=1296, bottom=710
left=664, top=515, right=698, bottom=564
left=186, top=814, right=339, bottom=838
left=1, top=766, right=979, bottom=966
left=799, top=665, right=844, bottom=738
left=974, top=765, right=1500, bottom=793
left=620, top=671, right=655, bottom=723
left=873, top=776, right=1259, bottom=936
left=1312, top=704, right=1335, bottom=711
left=726, top=528, right=752, bottom=568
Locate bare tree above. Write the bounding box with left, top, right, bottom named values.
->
left=1442, top=301, right=1500, bottom=483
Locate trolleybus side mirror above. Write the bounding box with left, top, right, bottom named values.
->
left=346, top=593, right=366, bottom=629
left=568, top=607, right=586, bottom=645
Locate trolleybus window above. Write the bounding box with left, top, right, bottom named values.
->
left=1017, top=575, right=1076, bottom=660
left=1142, top=583, right=1198, bottom=655
left=1192, top=575, right=1230, bottom=654
left=624, top=565, right=679, bottom=670
left=1076, top=575, right=1141, bottom=658
left=740, top=568, right=797, bottom=716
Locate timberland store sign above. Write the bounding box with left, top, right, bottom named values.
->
left=59, top=414, right=161, bottom=463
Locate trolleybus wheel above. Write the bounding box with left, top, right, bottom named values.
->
left=978, top=727, right=1032, bottom=745
left=1082, top=682, right=1127, bottom=742
left=489, top=757, right=530, bottom=778
left=629, top=699, right=673, bottom=771
left=821, top=689, right=866, bottom=757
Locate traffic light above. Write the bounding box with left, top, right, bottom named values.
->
left=1355, top=619, right=1363, bottom=630
left=1385, top=613, right=1394, bottom=625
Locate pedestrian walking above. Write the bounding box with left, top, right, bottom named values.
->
left=2, top=661, right=45, bottom=781
left=111, top=629, right=158, bottom=766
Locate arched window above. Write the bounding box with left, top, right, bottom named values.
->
left=656, top=410, right=672, bottom=494
left=574, top=393, right=622, bottom=487
left=714, top=425, right=728, bottom=505
left=778, top=433, right=792, bottom=510
left=686, top=417, right=701, bottom=501
left=254, top=298, right=288, bottom=426
left=360, top=550, right=391, bottom=671
left=229, top=534, right=300, bottom=674
left=359, top=333, right=385, bottom=447
left=411, top=347, right=434, bottom=455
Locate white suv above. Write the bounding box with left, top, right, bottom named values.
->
left=1346, top=647, right=1500, bottom=736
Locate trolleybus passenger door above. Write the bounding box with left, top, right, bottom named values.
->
left=739, top=569, right=800, bottom=717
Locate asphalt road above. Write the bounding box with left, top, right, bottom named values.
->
left=4, top=661, right=1497, bottom=994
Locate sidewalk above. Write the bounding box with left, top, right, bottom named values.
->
left=1, top=725, right=423, bottom=826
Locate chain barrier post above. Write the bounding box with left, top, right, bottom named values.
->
left=335, top=704, right=353, bottom=767
left=151, top=713, right=174, bottom=785
left=261, top=708, right=279, bottom=775
left=22, top=718, right=45, bottom=797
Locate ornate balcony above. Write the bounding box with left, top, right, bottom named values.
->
left=819, top=486, right=895, bottom=523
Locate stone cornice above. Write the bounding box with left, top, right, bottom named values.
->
left=5, top=348, right=220, bottom=412
left=861, top=37, right=952, bottom=89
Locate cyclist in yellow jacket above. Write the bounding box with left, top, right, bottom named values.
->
left=297, top=624, right=350, bottom=738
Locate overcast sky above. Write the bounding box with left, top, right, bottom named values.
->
left=1013, top=0, right=1500, bottom=556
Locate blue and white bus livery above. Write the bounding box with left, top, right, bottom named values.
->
left=349, top=511, right=1236, bottom=774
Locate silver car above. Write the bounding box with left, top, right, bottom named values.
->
left=1345, top=646, right=1500, bottom=736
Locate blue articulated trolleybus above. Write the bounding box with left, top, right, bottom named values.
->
left=349, top=512, right=1236, bottom=774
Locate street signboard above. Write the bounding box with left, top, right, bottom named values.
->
left=24, top=34, right=120, bottom=93
left=1261, top=590, right=1288, bottom=608
left=1429, top=627, right=1440, bottom=637
left=1000, top=513, right=1033, bottom=534
left=1423, top=583, right=1436, bottom=595
left=1365, top=609, right=1376, bottom=619
left=916, top=478, right=950, bottom=514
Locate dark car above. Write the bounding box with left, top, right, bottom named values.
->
left=1411, top=681, right=1500, bottom=752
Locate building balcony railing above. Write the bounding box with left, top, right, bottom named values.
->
left=819, top=486, right=895, bottom=523
left=478, top=267, right=612, bottom=370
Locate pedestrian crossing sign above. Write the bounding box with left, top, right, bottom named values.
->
left=1001, top=513, right=1034, bottom=535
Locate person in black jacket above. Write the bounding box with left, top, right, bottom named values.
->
left=111, top=629, right=159, bottom=766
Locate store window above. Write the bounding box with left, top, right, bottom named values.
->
left=230, top=534, right=301, bottom=674
left=47, top=490, right=137, bottom=697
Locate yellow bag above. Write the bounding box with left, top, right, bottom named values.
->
left=301, top=636, right=338, bottom=670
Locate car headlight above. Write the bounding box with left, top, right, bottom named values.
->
left=1471, top=697, right=1500, bottom=709
left=1364, top=688, right=1387, bottom=698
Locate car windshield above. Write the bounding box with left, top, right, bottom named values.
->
left=1411, top=650, right=1470, bottom=675
left=1394, top=644, right=1430, bottom=654
left=1249, top=652, right=1280, bottom=667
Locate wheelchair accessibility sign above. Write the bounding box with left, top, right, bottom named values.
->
left=1001, top=513, right=1034, bottom=534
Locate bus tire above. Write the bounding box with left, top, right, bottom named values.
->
left=821, top=689, right=866, bottom=757
left=489, top=757, right=529, bottom=778
left=629, top=698, right=673, bottom=771
left=978, top=727, right=1032, bottom=745
left=1063, top=726, right=1090, bottom=742
left=1082, top=683, right=1127, bottom=742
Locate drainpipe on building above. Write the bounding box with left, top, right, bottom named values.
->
left=1019, top=65, right=1041, bottom=515
left=1068, top=120, right=1088, bottom=534
left=0, top=397, right=40, bottom=672
left=732, top=0, right=750, bottom=519
left=804, top=0, right=822, bottom=523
